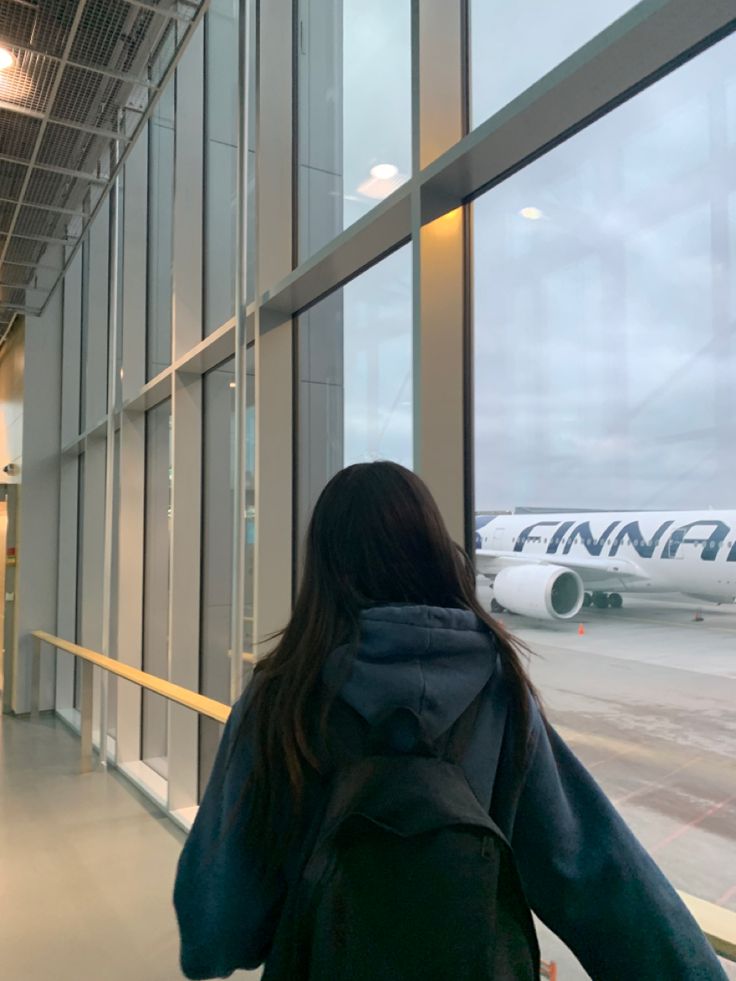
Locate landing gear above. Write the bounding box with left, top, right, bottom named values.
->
left=592, top=591, right=609, bottom=610
left=583, top=593, right=592, bottom=608
left=608, top=592, right=623, bottom=609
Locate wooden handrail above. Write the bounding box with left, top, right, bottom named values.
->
left=30, top=632, right=736, bottom=963
left=32, top=630, right=242, bottom=724
left=680, top=892, right=736, bottom=962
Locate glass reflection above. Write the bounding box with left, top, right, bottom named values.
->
left=472, top=37, right=736, bottom=963
left=297, top=0, right=411, bottom=260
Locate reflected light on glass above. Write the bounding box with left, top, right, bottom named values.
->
left=357, top=163, right=406, bottom=200
left=0, top=48, right=15, bottom=72
left=519, top=206, right=544, bottom=220
left=370, top=163, right=399, bottom=181
left=229, top=381, right=236, bottom=389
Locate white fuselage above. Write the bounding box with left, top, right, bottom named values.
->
left=476, top=510, right=736, bottom=603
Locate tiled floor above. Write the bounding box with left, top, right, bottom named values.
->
left=0, top=711, right=260, bottom=981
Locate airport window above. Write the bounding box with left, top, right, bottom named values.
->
left=297, top=243, right=413, bottom=546
left=470, top=0, right=638, bottom=128
left=146, top=57, right=175, bottom=380
left=141, top=399, right=172, bottom=779
left=204, top=0, right=238, bottom=336
left=297, top=0, right=411, bottom=260
left=204, top=0, right=256, bottom=335
left=473, top=32, right=736, bottom=931
left=199, top=358, right=236, bottom=795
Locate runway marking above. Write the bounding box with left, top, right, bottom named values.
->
left=612, top=756, right=703, bottom=807
left=716, top=884, right=736, bottom=906
left=650, top=793, right=736, bottom=856
left=587, top=745, right=640, bottom=771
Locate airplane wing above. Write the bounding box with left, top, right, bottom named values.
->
left=475, top=549, right=650, bottom=585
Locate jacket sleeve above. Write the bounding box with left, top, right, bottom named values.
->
left=173, top=688, right=285, bottom=979
left=509, top=702, right=727, bottom=980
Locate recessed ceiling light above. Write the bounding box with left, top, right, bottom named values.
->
left=370, top=163, right=399, bottom=181
left=0, top=47, right=15, bottom=72
left=519, top=206, right=544, bottom=221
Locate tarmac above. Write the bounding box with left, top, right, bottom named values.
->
left=476, top=584, right=736, bottom=978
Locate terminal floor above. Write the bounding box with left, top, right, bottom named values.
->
left=0, top=711, right=261, bottom=981
left=3, top=638, right=734, bottom=981
left=485, top=590, right=736, bottom=979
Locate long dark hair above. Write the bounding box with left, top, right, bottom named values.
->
left=238, top=462, right=538, bottom=869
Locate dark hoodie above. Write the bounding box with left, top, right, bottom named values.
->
left=174, top=605, right=726, bottom=980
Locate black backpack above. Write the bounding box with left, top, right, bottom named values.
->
left=263, top=692, right=540, bottom=981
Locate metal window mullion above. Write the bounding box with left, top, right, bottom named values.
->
left=228, top=0, right=252, bottom=700
left=98, top=128, right=124, bottom=767
left=410, top=0, right=468, bottom=542
left=251, top=0, right=295, bottom=654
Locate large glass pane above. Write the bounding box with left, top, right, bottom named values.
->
left=199, top=358, right=236, bottom=794
left=204, top=0, right=256, bottom=336
left=473, top=36, right=736, bottom=977
left=142, top=399, right=172, bottom=778
left=147, top=58, right=175, bottom=379
left=298, top=244, right=412, bottom=542
left=471, top=0, right=637, bottom=128
left=204, top=0, right=237, bottom=334
left=79, top=237, right=88, bottom=432
left=297, top=0, right=411, bottom=260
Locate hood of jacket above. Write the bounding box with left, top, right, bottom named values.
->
left=322, top=604, right=499, bottom=747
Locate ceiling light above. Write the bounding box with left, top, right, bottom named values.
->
left=519, top=206, right=544, bottom=221
left=0, top=48, right=15, bottom=72
left=229, top=381, right=236, bottom=389
left=370, top=163, right=399, bottom=181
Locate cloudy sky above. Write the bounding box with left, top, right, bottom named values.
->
left=327, top=4, right=736, bottom=514
left=473, top=32, right=736, bottom=512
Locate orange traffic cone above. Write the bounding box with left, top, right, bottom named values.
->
left=578, top=623, right=585, bottom=636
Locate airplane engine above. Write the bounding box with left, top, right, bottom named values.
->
left=492, top=565, right=584, bottom=620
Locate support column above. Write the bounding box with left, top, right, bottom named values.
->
left=412, top=0, right=469, bottom=546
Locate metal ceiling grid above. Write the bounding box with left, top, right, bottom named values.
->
left=0, top=0, right=207, bottom=328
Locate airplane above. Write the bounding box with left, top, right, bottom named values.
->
left=474, top=510, right=736, bottom=620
